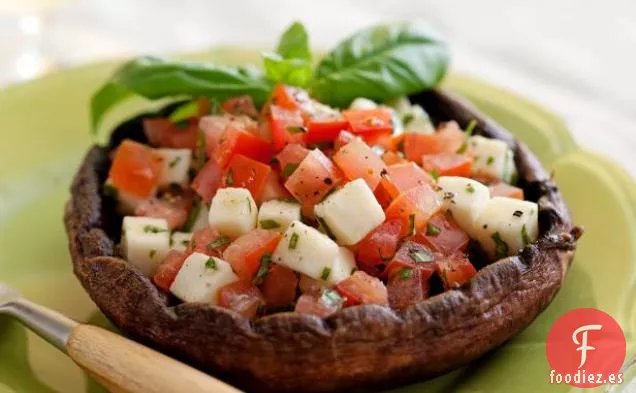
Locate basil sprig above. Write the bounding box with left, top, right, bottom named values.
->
left=90, top=20, right=449, bottom=134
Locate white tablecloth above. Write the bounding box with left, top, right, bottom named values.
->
left=1, top=0, right=635, bottom=176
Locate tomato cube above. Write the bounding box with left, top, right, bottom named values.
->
left=381, top=151, right=407, bottom=166
left=412, top=213, right=470, bottom=255
left=305, top=117, right=350, bottom=145
left=294, top=291, right=344, bottom=318
left=298, top=274, right=326, bottom=296
left=217, top=280, right=264, bottom=320
left=191, top=159, right=223, bottom=203
left=343, top=108, right=393, bottom=144
left=384, top=240, right=437, bottom=280
left=356, top=218, right=404, bottom=277
left=268, top=105, right=306, bottom=152
left=275, top=144, right=310, bottom=178
left=422, top=153, right=472, bottom=177
left=221, top=154, right=272, bottom=203
left=187, top=227, right=229, bottom=258
left=378, top=163, right=434, bottom=203
left=387, top=267, right=431, bottom=311
left=200, top=114, right=259, bottom=158
left=489, top=182, right=524, bottom=199
left=268, top=83, right=310, bottom=112
left=334, top=130, right=356, bottom=151
left=336, top=271, right=388, bottom=306
left=143, top=117, right=198, bottom=151
left=385, top=184, right=441, bottom=236
left=221, top=95, right=258, bottom=118
left=214, top=127, right=274, bottom=167
left=109, top=139, right=163, bottom=199
left=332, top=139, right=387, bottom=191
left=260, top=264, right=299, bottom=308
left=436, top=255, right=477, bottom=289
left=260, top=171, right=291, bottom=202
left=222, top=229, right=281, bottom=281
left=153, top=250, right=187, bottom=291
left=403, top=121, right=465, bottom=164
left=284, top=149, right=342, bottom=216
left=134, top=193, right=192, bottom=230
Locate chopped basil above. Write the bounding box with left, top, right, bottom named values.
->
left=466, top=183, right=475, bottom=193
left=205, top=258, right=218, bottom=270
left=401, top=112, right=414, bottom=125
left=408, top=214, right=416, bottom=236
left=408, top=248, right=434, bottom=263
left=149, top=249, right=157, bottom=259
left=168, top=155, right=181, bottom=168
left=426, top=222, right=441, bottom=236
left=143, top=225, right=168, bottom=234
left=181, top=239, right=190, bottom=247
left=246, top=197, right=252, bottom=213
left=521, top=224, right=531, bottom=246
left=226, top=168, right=234, bottom=185
left=259, top=219, right=281, bottom=229
left=442, top=191, right=455, bottom=200
left=456, top=119, right=477, bottom=154
left=183, top=197, right=202, bottom=232
left=207, top=236, right=230, bottom=249
left=430, top=168, right=439, bottom=181
left=193, top=129, right=207, bottom=171
left=399, top=267, right=413, bottom=280
left=169, top=100, right=199, bottom=123
left=513, top=210, right=523, bottom=218
left=282, top=163, right=299, bottom=177
left=491, top=232, right=509, bottom=258
left=103, top=183, right=118, bottom=199
left=287, top=125, right=307, bottom=134
left=320, top=267, right=331, bottom=281
left=289, top=233, right=299, bottom=249
left=487, top=156, right=495, bottom=165
left=317, top=216, right=337, bottom=240
left=255, top=252, right=272, bottom=281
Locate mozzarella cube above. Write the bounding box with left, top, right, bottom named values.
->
left=473, top=197, right=539, bottom=259
left=314, top=179, right=385, bottom=245
left=349, top=97, right=378, bottom=110
left=257, top=200, right=301, bottom=233
left=272, top=220, right=339, bottom=281
left=402, top=105, right=434, bottom=134
left=169, top=252, right=239, bottom=304
left=170, top=232, right=193, bottom=252
left=326, top=247, right=357, bottom=286
left=121, top=216, right=170, bottom=276
left=156, top=148, right=192, bottom=186
left=208, top=188, right=257, bottom=237
left=470, top=136, right=517, bottom=183
left=437, top=176, right=490, bottom=239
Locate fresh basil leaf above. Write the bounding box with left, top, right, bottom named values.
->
left=169, top=100, right=200, bottom=123
left=263, top=53, right=313, bottom=87
left=91, top=56, right=272, bottom=133
left=312, top=21, right=450, bottom=107
left=276, top=21, right=311, bottom=60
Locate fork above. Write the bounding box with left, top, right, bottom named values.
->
left=0, top=281, right=241, bottom=393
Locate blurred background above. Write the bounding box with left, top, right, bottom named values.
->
left=0, top=0, right=635, bottom=175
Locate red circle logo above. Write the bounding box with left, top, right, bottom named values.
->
left=546, top=308, right=626, bottom=387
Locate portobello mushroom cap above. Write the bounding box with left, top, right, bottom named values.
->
left=64, top=90, right=581, bottom=393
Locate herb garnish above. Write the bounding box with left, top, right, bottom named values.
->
left=321, top=289, right=343, bottom=306
left=255, top=252, right=272, bottom=282
left=456, top=119, right=477, bottom=154
left=513, top=210, right=523, bottom=218
left=317, top=216, right=337, bottom=240
left=320, top=267, right=331, bottom=281
left=287, top=125, right=307, bottom=134
left=149, top=249, right=157, bottom=259
left=260, top=219, right=281, bottom=229
left=168, top=156, right=181, bottom=169
left=289, top=233, right=299, bottom=249
left=207, top=236, right=230, bottom=249
left=487, top=156, right=495, bottom=165
left=521, top=224, right=531, bottom=246
left=430, top=168, right=439, bottom=181
left=143, top=225, right=168, bottom=234
left=426, top=222, right=441, bottom=236
left=491, top=232, right=509, bottom=258
left=408, top=248, right=434, bottom=263
left=205, top=258, right=218, bottom=270
left=399, top=268, right=413, bottom=280
left=282, top=163, right=299, bottom=177
left=466, top=183, right=475, bottom=193
left=183, top=197, right=202, bottom=232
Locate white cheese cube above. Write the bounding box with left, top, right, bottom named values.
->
left=121, top=216, right=170, bottom=276
left=314, top=179, right=385, bottom=246
left=401, top=105, right=434, bottom=134
left=437, top=176, right=490, bottom=239
left=272, top=220, right=339, bottom=281
left=470, top=136, right=517, bottom=183
left=326, top=247, right=357, bottom=286
left=473, top=197, right=539, bottom=259
left=170, top=232, right=193, bottom=252
left=208, top=188, right=257, bottom=238
left=156, top=148, right=192, bottom=186
left=349, top=97, right=378, bottom=110
left=257, top=200, right=301, bottom=233
left=169, top=252, right=239, bottom=304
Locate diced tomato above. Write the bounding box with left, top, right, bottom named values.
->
left=260, top=264, right=299, bottom=308
left=332, top=139, right=387, bottom=191
left=143, top=118, right=198, bottom=151
left=336, top=271, right=389, bottom=306
left=222, top=229, right=281, bottom=281
left=187, top=227, right=229, bottom=258
left=387, top=267, right=431, bottom=311
left=260, top=171, right=291, bottom=202
left=489, top=182, right=524, bottom=199
left=268, top=105, right=306, bottom=152
left=153, top=250, right=187, bottom=291
left=109, top=139, right=163, bottom=199
left=268, top=84, right=310, bottom=112
left=385, top=183, right=441, bottom=235
left=342, top=108, right=393, bottom=144
left=214, top=127, right=274, bottom=167
left=134, top=191, right=193, bottom=230
left=275, top=144, right=310, bottom=178
left=221, top=154, right=272, bottom=203
left=334, top=130, right=356, bottom=151
left=381, top=151, right=407, bottom=166
left=356, top=218, right=404, bottom=277
left=403, top=121, right=465, bottom=164
left=422, top=153, right=472, bottom=177
left=298, top=274, right=326, bottom=296
left=200, top=114, right=259, bottom=157
left=412, top=213, right=470, bottom=255
left=384, top=240, right=437, bottom=280
left=217, top=280, right=264, bottom=320
left=191, top=159, right=223, bottom=203
left=376, top=163, right=434, bottom=205
left=284, top=149, right=342, bottom=217
left=305, top=117, right=349, bottom=145
left=436, top=255, right=477, bottom=289
left=221, top=95, right=258, bottom=118
left=294, top=291, right=344, bottom=318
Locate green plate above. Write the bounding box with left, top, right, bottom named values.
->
left=0, top=49, right=634, bottom=393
